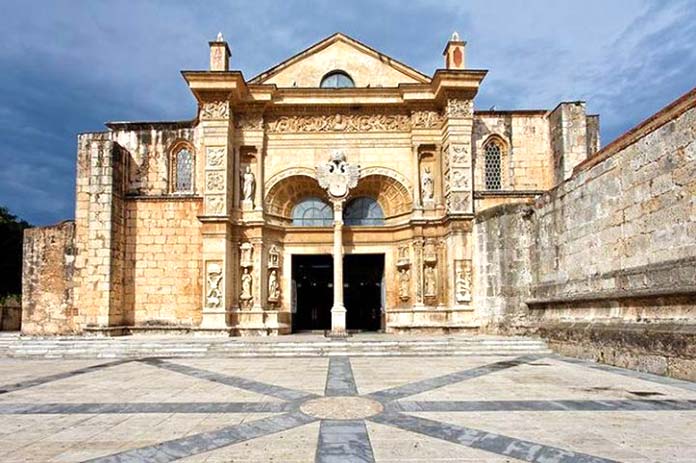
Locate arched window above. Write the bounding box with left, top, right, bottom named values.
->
left=344, top=197, right=384, bottom=226
left=484, top=141, right=502, bottom=190
left=173, top=148, right=193, bottom=193
left=292, top=197, right=333, bottom=226
left=320, top=70, right=355, bottom=88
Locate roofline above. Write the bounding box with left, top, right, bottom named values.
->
left=248, top=32, right=431, bottom=85
left=105, top=120, right=196, bottom=131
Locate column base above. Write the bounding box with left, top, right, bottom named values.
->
left=329, top=305, right=347, bottom=337
left=200, top=308, right=229, bottom=329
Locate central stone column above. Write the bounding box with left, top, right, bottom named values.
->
left=316, top=150, right=360, bottom=337
left=330, top=199, right=346, bottom=335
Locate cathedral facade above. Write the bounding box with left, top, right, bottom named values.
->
left=22, top=32, right=602, bottom=336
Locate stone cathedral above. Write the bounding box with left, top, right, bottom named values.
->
left=26, top=31, right=694, bottom=344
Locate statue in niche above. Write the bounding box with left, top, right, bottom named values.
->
left=398, top=268, right=410, bottom=301
left=268, top=245, right=280, bottom=269
left=455, top=263, right=472, bottom=302
left=242, top=166, right=255, bottom=206
left=424, top=265, right=437, bottom=298
left=240, top=267, right=253, bottom=302
left=421, top=166, right=434, bottom=201
left=206, top=263, right=223, bottom=308
left=268, top=269, right=280, bottom=302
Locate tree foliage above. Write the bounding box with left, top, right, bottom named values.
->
left=0, top=206, right=31, bottom=298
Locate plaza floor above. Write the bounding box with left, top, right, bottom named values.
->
left=0, top=354, right=694, bottom=462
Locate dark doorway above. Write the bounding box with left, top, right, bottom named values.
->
left=292, top=255, right=333, bottom=332
left=344, top=254, right=384, bottom=331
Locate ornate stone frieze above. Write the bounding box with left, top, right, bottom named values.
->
left=200, top=101, right=230, bottom=120
left=450, top=145, right=468, bottom=165
left=447, top=191, right=471, bottom=213
left=205, top=172, right=225, bottom=192
left=206, top=147, right=225, bottom=168
left=451, top=168, right=470, bottom=190
left=266, top=113, right=410, bottom=133
left=205, top=195, right=225, bottom=215
left=445, top=98, right=473, bottom=118
left=234, top=112, right=264, bottom=130
left=205, top=262, right=223, bottom=308
left=455, top=259, right=472, bottom=303
left=411, top=110, right=444, bottom=129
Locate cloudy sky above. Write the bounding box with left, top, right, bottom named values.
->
left=1, top=0, right=694, bottom=225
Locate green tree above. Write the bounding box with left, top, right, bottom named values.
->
left=0, top=206, right=31, bottom=299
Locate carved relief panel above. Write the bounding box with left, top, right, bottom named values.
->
left=205, top=261, right=224, bottom=309
left=454, top=259, right=472, bottom=303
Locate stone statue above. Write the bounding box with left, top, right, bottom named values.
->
left=268, top=269, right=280, bottom=302
left=240, top=267, right=253, bottom=301
left=242, top=166, right=255, bottom=206
left=424, top=265, right=436, bottom=297
left=398, top=268, right=410, bottom=301
left=421, top=167, right=434, bottom=201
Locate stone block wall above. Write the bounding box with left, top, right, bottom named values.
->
left=123, top=198, right=203, bottom=327
left=21, top=221, right=77, bottom=335
left=0, top=296, right=21, bottom=331
left=475, top=88, right=696, bottom=379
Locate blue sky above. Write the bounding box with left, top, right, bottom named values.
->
left=1, top=0, right=694, bottom=225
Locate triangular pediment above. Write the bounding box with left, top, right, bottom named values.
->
left=249, top=33, right=430, bottom=87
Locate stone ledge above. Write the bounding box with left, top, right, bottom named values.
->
left=527, top=286, right=696, bottom=306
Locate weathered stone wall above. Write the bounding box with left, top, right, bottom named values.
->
left=21, top=221, right=78, bottom=335
left=123, top=198, right=203, bottom=327
left=0, top=296, right=21, bottom=331
left=475, top=89, right=696, bottom=379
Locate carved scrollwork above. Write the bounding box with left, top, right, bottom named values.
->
left=205, top=172, right=225, bottom=192
left=266, top=112, right=410, bottom=133
left=411, top=110, right=444, bottom=129
left=445, top=98, right=473, bottom=118
left=206, top=147, right=225, bottom=168
left=205, top=195, right=225, bottom=215
left=200, top=101, right=230, bottom=120
left=455, top=259, right=472, bottom=303
left=234, top=112, right=263, bottom=130
left=205, top=262, right=224, bottom=308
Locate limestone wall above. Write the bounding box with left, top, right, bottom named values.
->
left=474, top=88, right=696, bottom=379
left=21, top=221, right=78, bottom=335
left=123, top=198, right=203, bottom=327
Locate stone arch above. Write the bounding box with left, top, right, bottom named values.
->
left=350, top=169, right=413, bottom=218
left=264, top=169, right=329, bottom=218
left=167, top=139, right=196, bottom=193
left=480, top=133, right=509, bottom=190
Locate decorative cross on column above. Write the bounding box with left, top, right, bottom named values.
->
left=316, top=150, right=360, bottom=336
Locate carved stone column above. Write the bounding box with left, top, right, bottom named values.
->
left=316, top=150, right=360, bottom=337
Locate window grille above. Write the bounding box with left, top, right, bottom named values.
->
left=484, top=142, right=502, bottom=190
left=174, top=149, right=193, bottom=193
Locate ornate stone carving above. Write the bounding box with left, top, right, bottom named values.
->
left=424, top=240, right=438, bottom=265
left=268, top=269, right=280, bottom=303
left=450, top=145, right=468, bottom=164
left=398, top=267, right=410, bottom=301
left=200, top=101, right=229, bottom=120
left=234, top=112, right=263, bottom=130
left=421, top=167, right=434, bottom=202
left=452, top=168, right=469, bottom=190
left=267, top=113, right=410, bottom=133
left=240, top=267, right=253, bottom=302
left=240, top=242, right=253, bottom=268
left=205, top=262, right=223, bottom=308
left=411, top=110, right=444, bottom=129
left=445, top=98, right=473, bottom=118
left=455, top=260, right=472, bottom=303
left=241, top=166, right=255, bottom=206
left=268, top=245, right=280, bottom=269
left=205, top=195, right=225, bottom=215
left=316, top=150, right=360, bottom=199
left=447, top=191, right=471, bottom=213
left=396, top=245, right=410, bottom=268
left=205, top=172, right=225, bottom=192
left=424, top=265, right=437, bottom=298
left=206, top=147, right=225, bottom=168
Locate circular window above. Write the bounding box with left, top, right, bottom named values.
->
left=320, top=70, right=355, bottom=88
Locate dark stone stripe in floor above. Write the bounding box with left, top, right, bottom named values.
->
left=366, top=355, right=543, bottom=403
left=371, top=411, right=619, bottom=463
left=325, top=357, right=358, bottom=397
left=140, top=358, right=317, bottom=401
left=315, top=419, right=375, bottom=463
left=391, top=399, right=696, bottom=413
left=0, top=360, right=132, bottom=395
left=554, top=355, right=696, bottom=393
left=85, top=411, right=317, bottom=463
left=0, top=401, right=294, bottom=415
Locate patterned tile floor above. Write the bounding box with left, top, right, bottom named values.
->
left=0, top=354, right=694, bottom=462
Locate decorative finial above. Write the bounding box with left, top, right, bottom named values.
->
left=451, top=31, right=460, bottom=41
left=216, top=32, right=224, bottom=42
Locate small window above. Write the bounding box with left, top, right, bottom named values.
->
left=292, top=198, right=333, bottom=226
left=174, top=148, right=193, bottom=193
left=344, top=197, right=384, bottom=226
left=484, top=142, right=502, bottom=190
left=320, top=70, right=355, bottom=88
